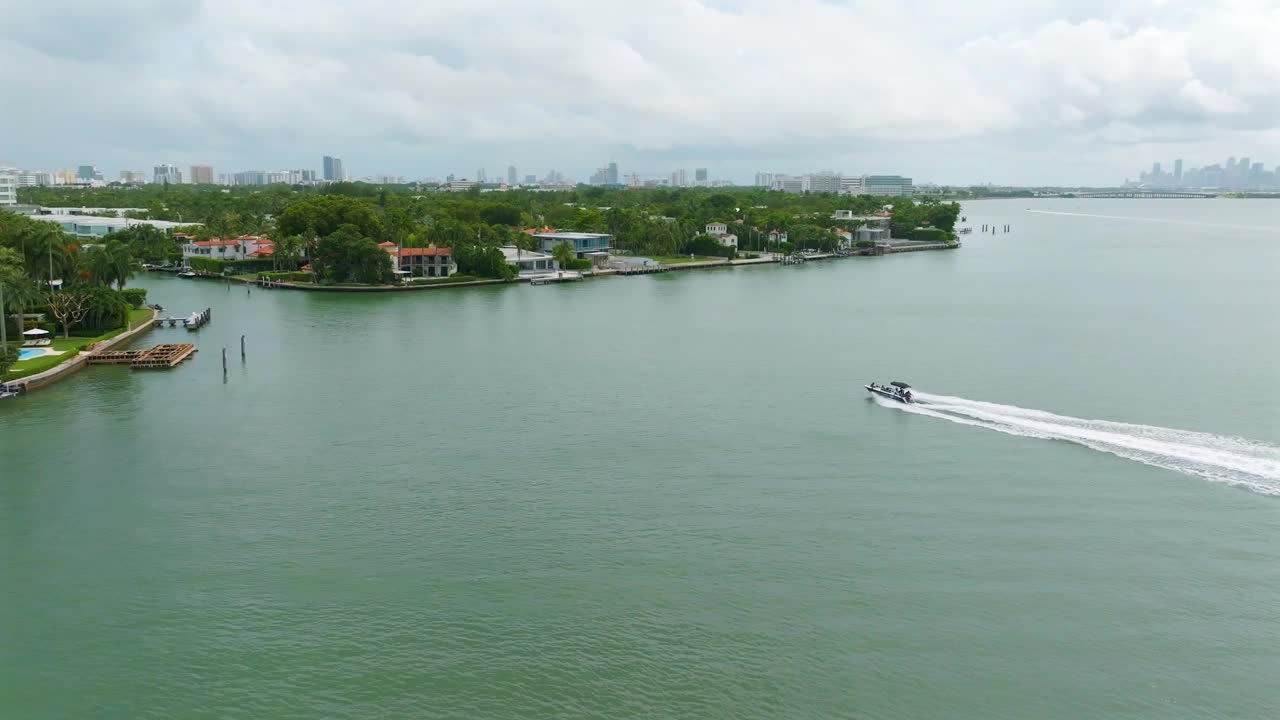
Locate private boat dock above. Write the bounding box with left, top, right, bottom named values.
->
left=152, top=308, right=211, bottom=330
left=88, top=343, right=198, bottom=369
left=529, top=271, right=585, bottom=285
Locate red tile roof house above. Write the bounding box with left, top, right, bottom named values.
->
left=181, top=235, right=273, bottom=262
left=380, top=243, right=457, bottom=279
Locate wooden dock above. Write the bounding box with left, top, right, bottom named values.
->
left=88, top=344, right=197, bottom=369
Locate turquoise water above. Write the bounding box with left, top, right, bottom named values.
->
left=1, top=199, right=1278, bottom=718
left=17, top=348, right=40, bottom=360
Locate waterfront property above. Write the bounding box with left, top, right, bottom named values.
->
left=706, top=223, right=739, bottom=249
left=500, top=246, right=559, bottom=276
left=533, top=231, right=613, bottom=258
left=181, top=235, right=273, bottom=262
left=378, top=243, right=457, bottom=277
left=27, top=214, right=192, bottom=238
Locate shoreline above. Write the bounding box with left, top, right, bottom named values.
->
left=3, top=307, right=158, bottom=394
left=149, top=242, right=958, bottom=295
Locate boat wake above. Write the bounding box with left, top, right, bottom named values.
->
left=874, top=392, right=1280, bottom=495
left=1023, top=209, right=1278, bottom=233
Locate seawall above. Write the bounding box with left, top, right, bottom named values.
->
left=6, top=308, right=157, bottom=394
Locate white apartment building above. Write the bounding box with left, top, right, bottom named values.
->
left=0, top=167, right=17, bottom=205
left=862, top=175, right=914, bottom=196
left=840, top=176, right=865, bottom=195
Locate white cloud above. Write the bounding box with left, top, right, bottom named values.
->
left=1, top=0, right=1278, bottom=184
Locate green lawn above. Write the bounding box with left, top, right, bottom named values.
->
left=4, top=308, right=154, bottom=382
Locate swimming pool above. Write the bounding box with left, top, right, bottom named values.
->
left=17, top=347, right=56, bottom=361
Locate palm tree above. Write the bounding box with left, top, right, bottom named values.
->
left=513, top=232, right=536, bottom=262
left=272, top=234, right=303, bottom=271
left=105, top=240, right=134, bottom=289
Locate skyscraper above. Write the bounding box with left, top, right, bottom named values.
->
left=477, top=168, right=487, bottom=183
left=331, top=158, right=344, bottom=182
left=77, top=165, right=100, bottom=181
left=1174, top=159, right=1183, bottom=185
left=323, top=155, right=338, bottom=181
left=695, top=168, right=708, bottom=185
left=153, top=164, right=182, bottom=185
left=607, top=162, right=619, bottom=185
left=190, top=165, right=214, bottom=184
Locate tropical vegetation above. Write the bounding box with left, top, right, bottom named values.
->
left=12, top=182, right=961, bottom=289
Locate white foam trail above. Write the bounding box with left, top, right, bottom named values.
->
left=875, top=392, right=1280, bottom=495
left=1024, top=209, right=1278, bottom=233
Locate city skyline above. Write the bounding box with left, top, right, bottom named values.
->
left=2, top=1, right=1278, bottom=186
left=1129, top=155, right=1280, bottom=190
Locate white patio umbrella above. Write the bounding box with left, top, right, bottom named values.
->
left=22, top=328, right=50, bottom=336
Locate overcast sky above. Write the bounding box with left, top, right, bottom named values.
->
left=2, top=0, right=1278, bottom=185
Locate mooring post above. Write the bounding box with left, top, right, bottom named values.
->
left=240, top=335, right=245, bottom=360
left=222, top=348, right=227, bottom=374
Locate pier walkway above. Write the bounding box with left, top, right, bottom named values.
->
left=88, top=344, right=197, bottom=369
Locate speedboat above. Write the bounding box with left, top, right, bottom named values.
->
left=177, top=269, right=197, bottom=278
left=865, top=381, right=914, bottom=403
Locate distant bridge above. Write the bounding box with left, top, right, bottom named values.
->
left=1075, top=190, right=1218, bottom=199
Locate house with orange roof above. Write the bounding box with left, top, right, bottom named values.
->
left=381, top=244, right=457, bottom=278
left=181, top=235, right=274, bottom=262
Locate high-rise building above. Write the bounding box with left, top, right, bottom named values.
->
left=233, top=170, right=267, bottom=186
left=754, top=171, right=774, bottom=188
left=862, top=175, right=914, bottom=197
left=807, top=172, right=842, bottom=194
left=77, top=165, right=100, bottom=181
left=301, top=170, right=317, bottom=182
left=477, top=168, right=487, bottom=183
left=190, top=165, right=214, bottom=184
left=153, top=164, right=183, bottom=185
left=695, top=168, right=708, bottom=185
left=840, top=176, right=866, bottom=195
left=508, top=166, right=517, bottom=185
left=524, top=174, right=536, bottom=184
left=119, top=170, right=147, bottom=185
left=0, top=167, right=17, bottom=205
left=607, top=162, right=619, bottom=185
left=331, top=158, right=344, bottom=182
left=1173, top=159, right=1183, bottom=185
left=18, top=171, right=55, bottom=187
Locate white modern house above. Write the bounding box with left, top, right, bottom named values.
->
left=29, top=214, right=191, bottom=238
left=532, top=231, right=613, bottom=258
left=500, top=246, right=559, bottom=276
